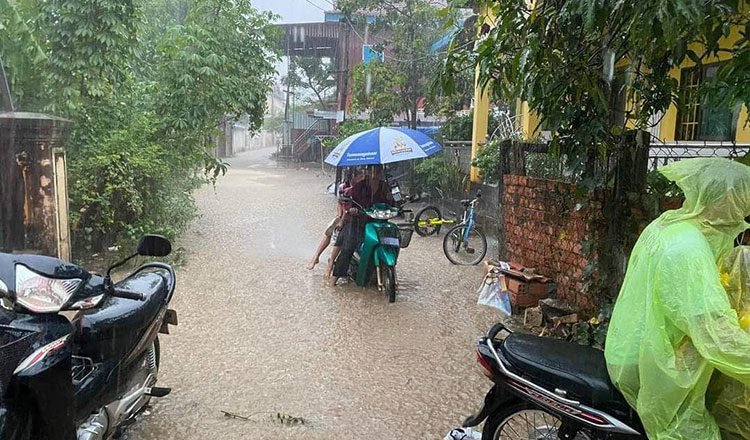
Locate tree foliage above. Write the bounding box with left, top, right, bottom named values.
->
left=350, top=60, right=405, bottom=125
left=443, top=0, right=750, bottom=173
left=1, top=0, right=279, bottom=253
left=287, top=56, right=337, bottom=109
left=339, top=0, right=446, bottom=128
left=444, top=0, right=750, bottom=310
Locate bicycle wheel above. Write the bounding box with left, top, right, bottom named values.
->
left=414, top=205, right=442, bottom=236
left=443, top=224, right=487, bottom=265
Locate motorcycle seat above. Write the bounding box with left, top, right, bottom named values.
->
left=500, top=333, right=631, bottom=412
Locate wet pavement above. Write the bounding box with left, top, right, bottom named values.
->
left=126, top=148, right=506, bottom=440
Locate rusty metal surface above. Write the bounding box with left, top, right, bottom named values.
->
left=0, top=112, right=71, bottom=257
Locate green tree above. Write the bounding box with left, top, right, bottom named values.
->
left=339, top=0, right=445, bottom=128
left=0, top=0, right=47, bottom=110
left=350, top=60, right=405, bottom=125
left=442, top=0, right=750, bottom=303
left=443, top=0, right=749, bottom=171
left=1, top=0, right=279, bottom=253
left=291, top=56, right=337, bottom=109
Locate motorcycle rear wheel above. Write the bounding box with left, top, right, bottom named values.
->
left=483, top=403, right=593, bottom=440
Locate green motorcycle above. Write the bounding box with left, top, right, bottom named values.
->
left=342, top=199, right=413, bottom=302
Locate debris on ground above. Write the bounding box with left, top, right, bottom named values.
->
left=523, top=306, right=543, bottom=328
left=221, top=410, right=307, bottom=426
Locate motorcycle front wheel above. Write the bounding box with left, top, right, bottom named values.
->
left=483, top=403, right=593, bottom=440
left=382, top=264, right=396, bottom=303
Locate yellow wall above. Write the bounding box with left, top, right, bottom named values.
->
left=660, top=27, right=748, bottom=142
left=471, top=68, right=490, bottom=183
left=514, top=100, right=542, bottom=139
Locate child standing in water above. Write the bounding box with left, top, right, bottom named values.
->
left=306, top=169, right=363, bottom=273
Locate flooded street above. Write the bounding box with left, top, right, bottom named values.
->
left=127, top=148, right=504, bottom=439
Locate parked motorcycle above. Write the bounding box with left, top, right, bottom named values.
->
left=0, top=235, right=178, bottom=440
left=464, top=323, right=646, bottom=439
left=340, top=196, right=414, bottom=303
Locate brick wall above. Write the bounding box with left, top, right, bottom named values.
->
left=503, top=175, right=603, bottom=311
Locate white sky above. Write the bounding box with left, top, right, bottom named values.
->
left=252, top=0, right=329, bottom=24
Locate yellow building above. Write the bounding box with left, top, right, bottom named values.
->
left=470, top=16, right=750, bottom=181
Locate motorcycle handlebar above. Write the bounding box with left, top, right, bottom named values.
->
left=112, top=287, right=145, bottom=301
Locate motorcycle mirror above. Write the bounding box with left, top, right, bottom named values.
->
left=137, top=235, right=172, bottom=257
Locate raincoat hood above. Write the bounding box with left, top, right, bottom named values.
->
left=660, top=158, right=750, bottom=259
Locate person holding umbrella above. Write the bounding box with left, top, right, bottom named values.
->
left=322, top=126, right=443, bottom=293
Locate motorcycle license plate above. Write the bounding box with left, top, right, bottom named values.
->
left=379, top=237, right=400, bottom=247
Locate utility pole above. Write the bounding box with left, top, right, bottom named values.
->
left=283, top=31, right=292, bottom=158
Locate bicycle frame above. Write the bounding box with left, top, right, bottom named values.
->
left=461, top=202, right=477, bottom=244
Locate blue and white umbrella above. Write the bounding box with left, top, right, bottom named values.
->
left=324, top=127, right=443, bottom=167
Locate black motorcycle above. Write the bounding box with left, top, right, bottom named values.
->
left=0, top=235, right=178, bottom=440
left=464, top=323, right=646, bottom=439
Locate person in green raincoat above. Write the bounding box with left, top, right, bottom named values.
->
left=604, top=158, right=750, bottom=440
left=707, top=245, right=750, bottom=440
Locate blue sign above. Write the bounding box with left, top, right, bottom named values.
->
left=362, top=45, right=384, bottom=64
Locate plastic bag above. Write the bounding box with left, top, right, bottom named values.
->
left=444, top=427, right=482, bottom=440
left=478, top=266, right=512, bottom=316
left=604, top=158, right=750, bottom=440
left=707, top=246, right=750, bottom=440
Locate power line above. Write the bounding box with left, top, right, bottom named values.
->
left=342, top=16, right=473, bottom=63
left=303, top=0, right=327, bottom=12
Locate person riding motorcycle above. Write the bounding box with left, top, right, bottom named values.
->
left=330, top=165, right=394, bottom=286
left=605, top=158, right=750, bottom=440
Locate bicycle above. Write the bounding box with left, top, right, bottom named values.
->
left=442, top=191, right=487, bottom=265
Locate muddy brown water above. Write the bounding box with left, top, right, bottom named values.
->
left=125, top=148, right=507, bottom=439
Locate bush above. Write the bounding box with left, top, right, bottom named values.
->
left=438, top=112, right=504, bottom=142
left=68, top=91, right=202, bottom=251
left=471, top=138, right=504, bottom=184
left=412, top=155, right=467, bottom=196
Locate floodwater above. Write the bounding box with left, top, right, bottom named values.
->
left=126, top=148, right=506, bottom=440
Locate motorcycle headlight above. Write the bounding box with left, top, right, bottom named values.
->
left=15, top=265, right=82, bottom=313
